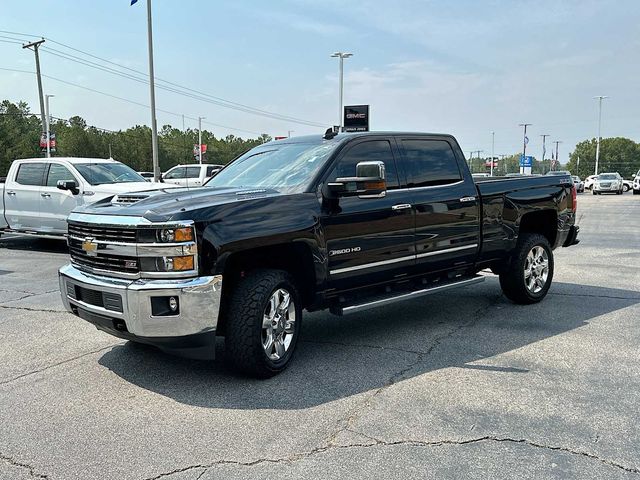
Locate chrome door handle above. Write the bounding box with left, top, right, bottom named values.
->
left=6, top=191, right=16, bottom=195
left=459, top=196, right=476, bottom=202
left=41, top=193, right=51, bottom=198
left=391, top=203, right=412, bottom=211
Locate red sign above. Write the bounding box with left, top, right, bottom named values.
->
left=193, top=144, right=207, bottom=155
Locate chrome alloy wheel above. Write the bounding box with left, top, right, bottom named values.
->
left=262, top=288, right=296, bottom=361
left=524, top=246, right=549, bottom=294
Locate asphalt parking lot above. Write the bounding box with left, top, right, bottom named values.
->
left=1, top=193, right=639, bottom=480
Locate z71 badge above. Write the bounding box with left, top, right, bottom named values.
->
left=329, top=247, right=361, bottom=257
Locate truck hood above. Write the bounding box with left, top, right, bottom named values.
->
left=90, top=182, right=181, bottom=196
left=74, top=186, right=284, bottom=221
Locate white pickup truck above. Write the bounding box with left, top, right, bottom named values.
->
left=0, top=157, right=179, bottom=238
left=162, top=164, right=223, bottom=187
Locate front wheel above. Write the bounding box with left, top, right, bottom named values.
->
left=499, top=233, right=554, bottom=304
left=224, top=269, right=302, bottom=378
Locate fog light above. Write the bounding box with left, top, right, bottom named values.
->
left=169, top=296, right=178, bottom=311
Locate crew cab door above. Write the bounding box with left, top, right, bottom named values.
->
left=320, top=137, right=415, bottom=289
left=39, top=162, right=82, bottom=234
left=3, top=162, right=46, bottom=230
left=397, top=136, right=480, bottom=271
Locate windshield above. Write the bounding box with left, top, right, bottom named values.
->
left=598, top=174, right=617, bottom=180
left=547, top=171, right=570, bottom=176
left=205, top=142, right=339, bottom=193
left=75, top=162, right=147, bottom=185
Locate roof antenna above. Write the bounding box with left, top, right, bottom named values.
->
left=323, top=126, right=340, bottom=140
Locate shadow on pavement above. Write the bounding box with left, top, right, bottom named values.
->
left=0, top=235, right=68, bottom=254
left=97, top=279, right=639, bottom=410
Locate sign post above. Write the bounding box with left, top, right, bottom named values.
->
left=343, top=105, right=369, bottom=132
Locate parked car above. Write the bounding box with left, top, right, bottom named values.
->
left=0, top=157, right=180, bottom=238
left=572, top=176, right=585, bottom=193
left=584, top=175, right=598, bottom=190
left=593, top=172, right=624, bottom=195
left=58, top=131, right=579, bottom=377
left=162, top=164, right=224, bottom=187
left=633, top=170, right=640, bottom=195
left=622, top=179, right=632, bottom=192
left=137, top=171, right=155, bottom=181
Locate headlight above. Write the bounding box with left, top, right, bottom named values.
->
left=140, top=255, right=195, bottom=272
left=157, top=227, right=194, bottom=243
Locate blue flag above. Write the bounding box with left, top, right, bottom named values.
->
left=131, top=0, right=138, bottom=5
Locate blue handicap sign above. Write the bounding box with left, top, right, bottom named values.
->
left=519, top=155, right=534, bottom=167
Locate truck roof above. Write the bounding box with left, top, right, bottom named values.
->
left=13, top=157, right=119, bottom=164
left=266, top=131, right=455, bottom=146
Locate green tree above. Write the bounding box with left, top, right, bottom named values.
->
left=567, top=137, right=640, bottom=179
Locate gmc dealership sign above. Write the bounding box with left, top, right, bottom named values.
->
left=343, top=105, right=369, bottom=132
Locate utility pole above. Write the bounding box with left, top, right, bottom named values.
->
left=490, top=131, right=495, bottom=177
left=45, top=94, right=54, bottom=158
left=577, top=155, right=580, bottom=176
left=144, top=0, right=160, bottom=181
left=519, top=123, right=532, bottom=174
left=109, top=143, right=112, bottom=159
left=594, top=95, right=608, bottom=175
left=22, top=38, right=46, bottom=135
left=288, top=130, right=294, bottom=138
left=553, top=141, right=562, bottom=170
left=331, top=52, right=353, bottom=131
left=198, top=116, right=205, bottom=164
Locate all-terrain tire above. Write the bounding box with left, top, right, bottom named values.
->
left=499, top=233, right=554, bottom=305
left=224, top=269, right=302, bottom=378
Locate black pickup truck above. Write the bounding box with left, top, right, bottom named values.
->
left=58, top=131, right=579, bottom=377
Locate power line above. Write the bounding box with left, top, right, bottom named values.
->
left=0, top=67, right=263, bottom=136
left=1, top=29, right=326, bottom=127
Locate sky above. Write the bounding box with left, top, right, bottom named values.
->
left=2, top=0, right=640, bottom=163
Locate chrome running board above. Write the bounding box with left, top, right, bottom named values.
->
left=334, top=275, right=485, bottom=316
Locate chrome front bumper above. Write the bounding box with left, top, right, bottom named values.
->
left=59, top=264, right=222, bottom=340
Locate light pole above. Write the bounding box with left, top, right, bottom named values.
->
left=288, top=130, right=294, bottom=138
left=490, top=131, right=495, bottom=176
left=553, top=141, right=562, bottom=170
left=519, top=123, right=532, bottom=174
left=594, top=95, right=608, bottom=175
left=143, top=0, right=160, bottom=181
left=45, top=94, right=54, bottom=158
left=540, top=134, right=549, bottom=173
left=198, top=116, right=205, bottom=164
left=331, top=52, right=353, bottom=131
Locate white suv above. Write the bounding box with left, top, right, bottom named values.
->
left=593, top=172, right=623, bottom=195
left=633, top=169, right=640, bottom=195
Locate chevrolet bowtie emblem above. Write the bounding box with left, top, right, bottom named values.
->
left=81, top=237, right=98, bottom=256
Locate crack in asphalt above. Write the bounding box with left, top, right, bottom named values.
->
left=323, top=294, right=503, bottom=448
left=0, top=453, right=49, bottom=479
left=0, top=289, right=59, bottom=305
left=0, top=344, right=119, bottom=386
left=549, top=291, right=640, bottom=300
left=0, top=305, right=66, bottom=314
left=142, top=434, right=640, bottom=479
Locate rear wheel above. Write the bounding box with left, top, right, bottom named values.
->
left=224, top=269, right=301, bottom=378
left=499, top=233, right=554, bottom=304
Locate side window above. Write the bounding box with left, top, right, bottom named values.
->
left=327, top=140, right=400, bottom=189
left=206, top=166, right=216, bottom=177
left=15, top=163, right=46, bottom=186
left=401, top=140, right=461, bottom=188
left=164, top=167, right=185, bottom=179
left=185, top=166, right=201, bottom=178
left=46, top=164, right=75, bottom=187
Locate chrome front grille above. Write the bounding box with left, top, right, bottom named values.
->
left=69, top=241, right=140, bottom=274
left=68, top=222, right=137, bottom=243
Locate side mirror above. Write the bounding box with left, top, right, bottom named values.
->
left=327, top=161, right=387, bottom=199
left=57, top=180, right=79, bottom=195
